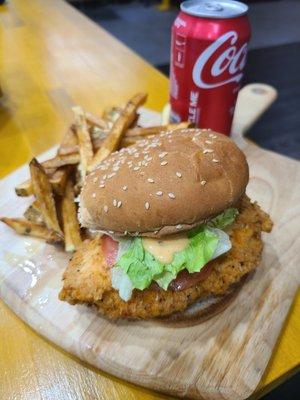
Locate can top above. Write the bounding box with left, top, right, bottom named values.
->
left=181, top=0, right=248, bottom=19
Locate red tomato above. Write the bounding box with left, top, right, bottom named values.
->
left=168, top=261, right=214, bottom=291
left=102, top=235, right=119, bottom=267
left=149, top=262, right=214, bottom=292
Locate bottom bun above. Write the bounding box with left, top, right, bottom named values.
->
left=157, top=274, right=249, bottom=327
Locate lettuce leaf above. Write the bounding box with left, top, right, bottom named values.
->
left=111, top=267, right=133, bottom=301
left=114, top=207, right=238, bottom=299
left=207, top=207, right=238, bottom=230
left=115, top=226, right=219, bottom=292
left=116, top=238, right=164, bottom=290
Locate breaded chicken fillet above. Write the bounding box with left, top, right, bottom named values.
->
left=60, top=196, right=272, bottom=318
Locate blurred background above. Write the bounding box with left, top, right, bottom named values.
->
left=69, top=0, right=300, bottom=160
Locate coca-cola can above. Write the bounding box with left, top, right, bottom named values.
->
left=170, top=0, right=251, bottom=135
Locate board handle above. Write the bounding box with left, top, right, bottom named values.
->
left=231, top=83, right=278, bottom=148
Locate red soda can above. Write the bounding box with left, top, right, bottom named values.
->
left=170, top=0, right=251, bottom=135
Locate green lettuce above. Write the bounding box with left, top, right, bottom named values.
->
left=114, top=207, right=238, bottom=293
left=207, top=207, right=238, bottom=230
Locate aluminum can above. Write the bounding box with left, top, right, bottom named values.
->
left=170, top=0, right=251, bottom=135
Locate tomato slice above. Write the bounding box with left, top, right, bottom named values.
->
left=168, top=261, right=214, bottom=291
left=102, top=235, right=119, bottom=267
left=149, top=261, right=214, bottom=292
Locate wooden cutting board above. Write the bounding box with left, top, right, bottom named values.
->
left=0, top=84, right=299, bottom=400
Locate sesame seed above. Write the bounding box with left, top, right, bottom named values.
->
left=104, top=205, right=108, bottom=213
left=176, top=224, right=182, bottom=229
left=212, top=159, right=219, bottom=163
left=205, top=140, right=212, bottom=145
left=156, top=191, right=163, bottom=196
left=145, top=202, right=150, bottom=210
left=203, top=149, right=213, bottom=154
left=147, top=178, right=154, bottom=183
left=92, top=193, right=96, bottom=198
left=93, top=177, right=98, bottom=183
left=107, top=173, right=115, bottom=179
left=201, top=180, right=207, bottom=185
left=168, top=192, right=175, bottom=199
left=108, top=231, right=114, bottom=235
left=159, top=152, right=168, bottom=158
left=113, top=199, right=117, bottom=207
left=99, top=184, right=105, bottom=188
left=117, top=200, right=122, bottom=208
left=113, top=166, right=119, bottom=172
left=124, top=230, right=128, bottom=235
left=160, top=161, right=168, bottom=166
left=154, top=230, right=158, bottom=234
left=122, top=185, right=128, bottom=191
left=103, top=175, right=107, bottom=180
left=133, top=166, right=140, bottom=171
left=176, top=172, right=182, bottom=178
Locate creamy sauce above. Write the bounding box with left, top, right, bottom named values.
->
left=142, top=234, right=189, bottom=264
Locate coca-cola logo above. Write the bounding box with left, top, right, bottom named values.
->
left=192, top=31, right=248, bottom=89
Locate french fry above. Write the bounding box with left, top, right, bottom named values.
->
left=0, top=218, right=63, bottom=244
left=61, top=178, right=82, bottom=252
left=15, top=179, right=34, bottom=197
left=15, top=167, right=72, bottom=197
left=85, top=112, right=108, bottom=130
left=58, top=116, right=107, bottom=156
left=92, top=136, right=105, bottom=151
left=24, top=200, right=43, bottom=224
left=29, top=158, right=63, bottom=234
left=89, top=93, right=147, bottom=170
left=41, top=153, right=80, bottom=169
left=50, top=167, right=71, bottom=196
left=125, top=122, right=193, bottom=138
left=57, top=144, right=79, bottom=156
left=72, top=106, right=94, bottom=179
left=58, top=125, right=78, bottom=156
left=102, top=106, right=123, bottom=124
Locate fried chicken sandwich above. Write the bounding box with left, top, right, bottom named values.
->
left=59, top=129, right=272, bottom=320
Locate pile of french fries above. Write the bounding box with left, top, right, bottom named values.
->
left=0, top=93, right=192, bottom=252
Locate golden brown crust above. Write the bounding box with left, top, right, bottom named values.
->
left=60, top=196, right=272, bottom=319
left=79, top=129, right=249, bottom=237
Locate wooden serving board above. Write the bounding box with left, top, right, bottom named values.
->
left=0, top=85, right=299, bottom=400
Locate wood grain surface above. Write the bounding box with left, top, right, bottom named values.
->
left=0, top=1, right=299, bottom=400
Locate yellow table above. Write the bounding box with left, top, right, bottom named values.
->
left=0, top=1, right=299, bottom=399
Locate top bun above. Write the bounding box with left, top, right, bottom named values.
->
left=79, top=129, right=249, bottom=237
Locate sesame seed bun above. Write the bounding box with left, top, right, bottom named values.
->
left=79, top=129, right=249, bottom=237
